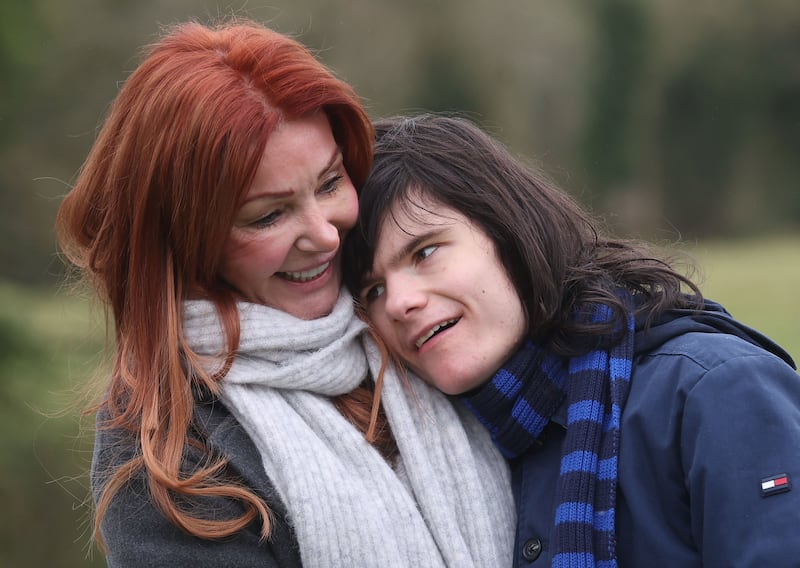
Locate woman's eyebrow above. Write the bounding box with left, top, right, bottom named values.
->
left=243, top=148, right=342, bottom=203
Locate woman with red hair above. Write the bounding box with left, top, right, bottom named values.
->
left=56, top=21, right=514, bottom=566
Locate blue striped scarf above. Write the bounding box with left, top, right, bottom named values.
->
left=461, top=301, right=634, bottom=568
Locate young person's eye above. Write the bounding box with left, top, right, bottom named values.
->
left=414, top=245, right=437, bottom=262
left=319, top=174, right=344, bottom=195
left=362, top=283, right=385, bottom=303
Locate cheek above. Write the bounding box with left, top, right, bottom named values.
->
left=222, top=234, right=248, bottom=263
left=370, top=313, right=402, bottom=352
left=220, top=237, right=246, bottom=277
left=338, top=184, right=360, bottom=232
left=502, top=288, right=528, bottom=351
left=221, top=233, right=287, bottom=284
left=486, top=262, right=527, bottom=345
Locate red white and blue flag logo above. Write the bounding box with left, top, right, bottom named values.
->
left=760, top=473, right=791, bottom=497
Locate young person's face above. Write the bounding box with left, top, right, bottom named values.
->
left=359, top=197, right=527, bottom=394
left=221, top=112, right=358, bottom=320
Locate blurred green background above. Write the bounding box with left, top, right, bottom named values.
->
left=2, top=0, right=798, bottom=565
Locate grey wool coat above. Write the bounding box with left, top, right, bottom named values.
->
left=92, top=393, right=303, bottom=567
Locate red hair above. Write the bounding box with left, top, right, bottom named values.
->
left=56, top=19, right=375, bottom=544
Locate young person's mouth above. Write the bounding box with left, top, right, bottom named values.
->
left=278, top=261, right=330, bottom=282
left=415, top=318, right=460, bottom=349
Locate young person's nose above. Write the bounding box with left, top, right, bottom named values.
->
left=384, top=273, right=428, bottom=321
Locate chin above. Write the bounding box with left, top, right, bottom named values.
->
left=419, top=372, right=470, bottom=396
left=427, top=367, right=488, bottom=396
left=285, top=305, right=333, bottom=321
left=285, top=292, right=340, bottom=320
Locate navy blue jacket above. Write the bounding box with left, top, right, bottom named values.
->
left=511, top=302, right=799, bottom=567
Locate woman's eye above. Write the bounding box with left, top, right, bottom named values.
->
left=363, top=283, right=385, bottom=302
left=415, top=245, right=437, bottom=262
left=319, top=174, right=343, bottom=195
left=252, top=210, right=282, bottom=228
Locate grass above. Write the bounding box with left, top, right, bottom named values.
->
left=688, top=234, right=800, bottom=362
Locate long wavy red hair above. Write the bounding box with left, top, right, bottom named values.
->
left=56, top=19, right=378, bottom=544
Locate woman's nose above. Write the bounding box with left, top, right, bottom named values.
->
left=296, top=205, right=340, bottom=253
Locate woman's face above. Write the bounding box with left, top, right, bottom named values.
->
left=358, top=197, right=527, bottom=394
left=221, top=112, right=358, bottom=320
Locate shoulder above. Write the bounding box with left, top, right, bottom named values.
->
left=626, top=329, right=800, bottom=447
left=91, top=397, right=251, bottom=486
left=635, top=329, right=796, bottom=387
left=92, top=398, right=301, bottom=567
left=627, top=328, right=800, bottom=479
left=621, top=328, right=800, bottom=564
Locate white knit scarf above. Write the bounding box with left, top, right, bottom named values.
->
left=183, top=291, right=515, bottom=567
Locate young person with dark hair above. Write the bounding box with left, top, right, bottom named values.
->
left=345, top=113, right=800, bottom=567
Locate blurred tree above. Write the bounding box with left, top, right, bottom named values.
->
left=656, top=38, right=752, bottom=236
left=0, top=1, right=54, bottom=283
left=410, top=36, right=485, bottom=115
left=580, top=0, right=649, bottom=196
left=2, top=0, right=799, bottom=289
left=0, top=1, right=44, bottom=146
left=650, top=2, right=800, bottom=236
left=753, top=20, right=800, bottom=228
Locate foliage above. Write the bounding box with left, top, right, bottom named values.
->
left=0, top=281, right=107, bottom=567
left=2, top=1, right=800, bottom=285
left=580, top=0, right=649, bottom=193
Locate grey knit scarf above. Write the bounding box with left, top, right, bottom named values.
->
left=183, top=291, right=515, bottom=567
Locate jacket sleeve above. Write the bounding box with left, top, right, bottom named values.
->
left=681, top=350, right=800, bottom=567
left=91, top=408, right=301, bottom=568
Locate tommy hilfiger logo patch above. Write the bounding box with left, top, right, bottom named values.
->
left=760, top=473, right=791, bottom=497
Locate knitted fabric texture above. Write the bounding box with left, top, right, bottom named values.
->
left=182, top=291, right=515, bottom=568
left=461, top=300, right=635, bottom=568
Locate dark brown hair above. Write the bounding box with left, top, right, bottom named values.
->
left=344, top=114, right=702, bottom=355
